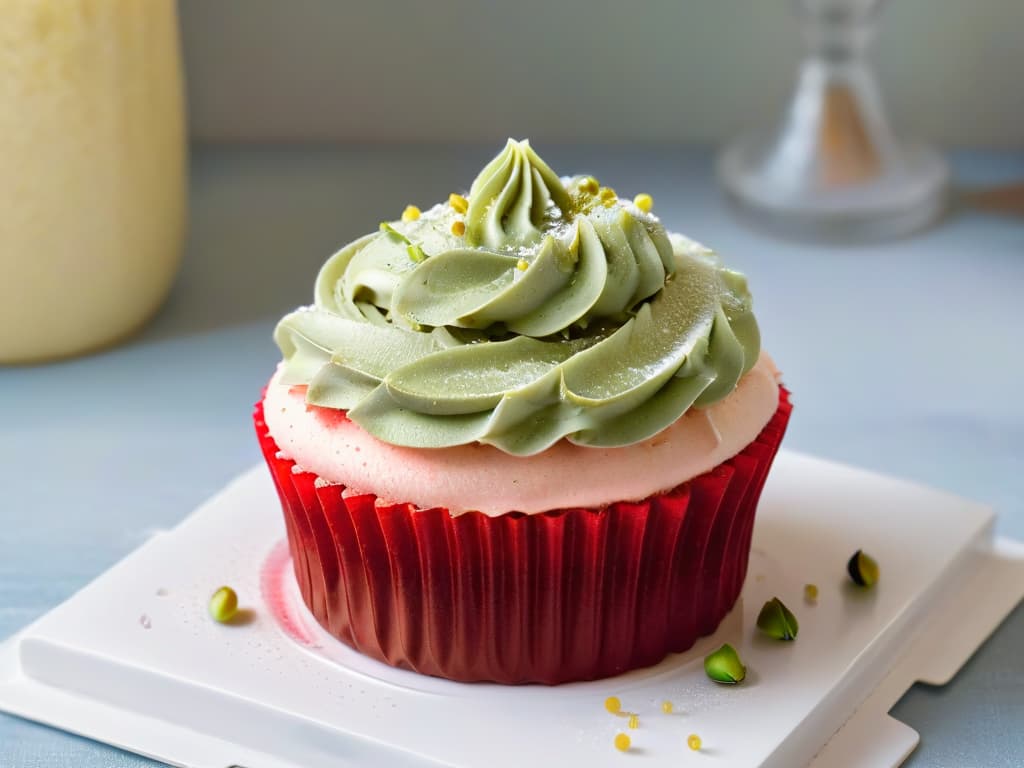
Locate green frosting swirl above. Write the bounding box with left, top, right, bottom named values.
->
left=275, top=139, right=760, bottom=455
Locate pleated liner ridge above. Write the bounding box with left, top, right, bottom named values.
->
left=254, top=387, right=791, bottom=685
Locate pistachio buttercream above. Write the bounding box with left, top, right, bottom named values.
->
left=275, top=139, right=761, bottom=455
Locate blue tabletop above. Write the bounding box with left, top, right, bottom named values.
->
left=2, top=145, right=1022, bottom=767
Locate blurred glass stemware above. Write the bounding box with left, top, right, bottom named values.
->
left=718, top=0, right=949, bottom=241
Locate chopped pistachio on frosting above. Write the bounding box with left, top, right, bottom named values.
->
left=275, top=139, right=761, bottom=455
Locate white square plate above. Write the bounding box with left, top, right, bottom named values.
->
left=1, top=450, right=1021, bottom=768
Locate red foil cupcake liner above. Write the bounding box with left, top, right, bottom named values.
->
left=254, top=387, right=791, bottom=685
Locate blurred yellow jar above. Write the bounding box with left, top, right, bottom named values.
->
left=0, top=0, right=186, bottom=363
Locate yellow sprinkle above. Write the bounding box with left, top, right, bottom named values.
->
left=805, top=583, right=819, bottom=601
left=614, top=733, right=631, bottom=752
left=401, top=205, right=421, bottom=222
left=451, top=220, right=466, bottom=237
left=604, top=696, right=622, bottom=715
left=688, top=734, right=702, bottom=751
left=627, top=713, right=639, bottom=729
left=600, top=187, right=618, bottom=207
left=580, top=176, right=600, bottom=195
left=516, top=258, right=529, bottom=271
left=633, top=193, right=653, bottom=213
left=661, top=700, right=674, bottom=714
left=449, top=193, right=469, bottom=214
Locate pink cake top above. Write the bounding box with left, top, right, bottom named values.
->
left=262, top=353, right=781, bottom=516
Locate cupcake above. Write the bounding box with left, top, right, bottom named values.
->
left=254, top=140, right=790, bottom=684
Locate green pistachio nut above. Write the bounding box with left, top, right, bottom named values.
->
left=704, top=643, right=746, bottom=684
left=209, top=586, right=239, bottom=623
left=756, top=597, right=799, bottom=641
left=847, top=549, right=880, bottom=588
left=379, top=221, right=409, bottom=243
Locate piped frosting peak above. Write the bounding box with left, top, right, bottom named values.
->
left=465, top=138, right=571, bottom=249
left=275, top=140, right=761, bottom=455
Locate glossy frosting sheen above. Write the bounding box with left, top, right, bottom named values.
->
left=275, top=139, right=761, bottom=455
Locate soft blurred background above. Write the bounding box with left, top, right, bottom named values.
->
left=180, top=0, right=1022, bottom=146
left=2, top=1, right=1022, bottom=766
